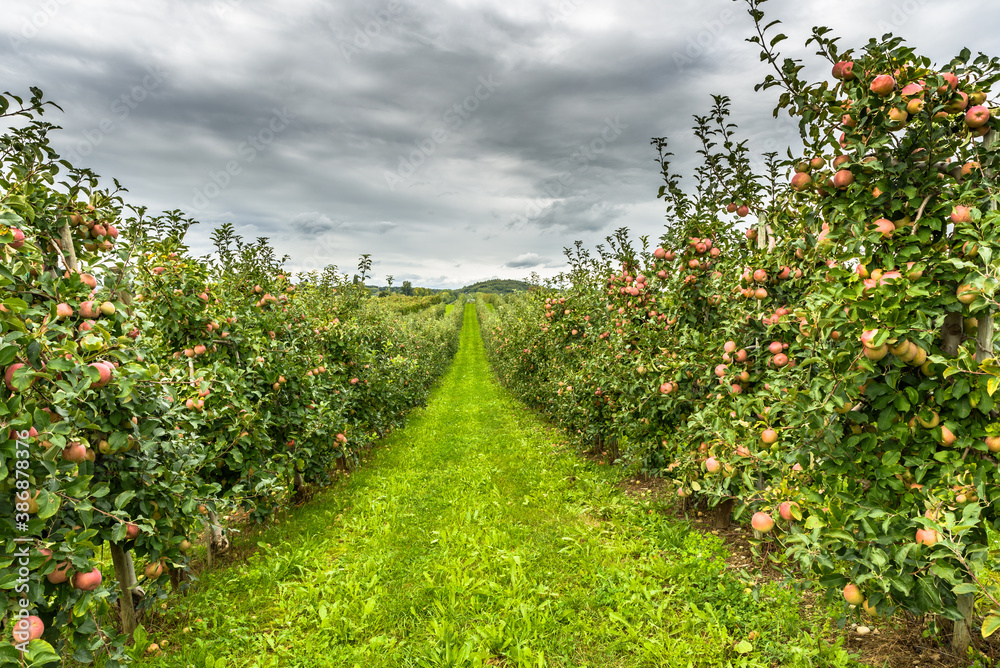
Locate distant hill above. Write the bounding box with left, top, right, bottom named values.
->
left=458, top=279, right=532, bottom=295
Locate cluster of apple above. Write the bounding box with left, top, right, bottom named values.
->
left=833, top=61, right=993, bottom=136
left=738, top=265, right=801, bottom=301
left=65, top=206, right=120, bottom=253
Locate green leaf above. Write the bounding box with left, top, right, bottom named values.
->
left=953, top=583, right=979, bottom=595
left=735, top=640, right=753, bottom=654
left=115, top=490, right=136, bottom=509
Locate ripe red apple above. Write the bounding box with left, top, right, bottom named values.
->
left=753, top=269, right=768, bottom=283
left=939, top=426, right=957, bottom=446
left=11, top=615, right=44, bottom=643
left=772, top=353, right=788, bottom=367
left=768, top=341, right=783, bottom=354
left=62, top=442, right=88, bottom=463
left=55, top=303, right=73, bottom=319
left=860, top=329, right=881, bottom=348
left=144, top=561, right=165, bottom=579
left=761, top=429, right=778, bottom=445
left=832, top=61, right=855, bottom=80
left=870, top=74, right=895, bottom=96
left=751, top=511, right=774, bottom=533
left=832, top=169, right=854, bottom=190
left=47, top=559, right=71, bottom=584
left=965, top=105, right=991, bottom=128
left=4, top=362, right=33, bottom=393
left=72, top=567, right=102, bottom=591
left=704, top=457, right=720, bottom=473
left=986, top=436, right=1000, bottom=453
left=152, top=266, right=166, bottom=275
left=737, top=205, right=749, bottom=217
left=951, top=205, right=973, bottom=223
left=125, top=522, right=140, bottom=539
left=723, top=340, right=736, bottom=354
left=790, top=172, right=812, bottom=191
left=916, top=528, right=940, bottom=546
left=714, top=364, right=728, bottom=378
left=937, top=72, right=959, bottom=94
left=901, top=82, right=925, bottom=98
left=872, top=218, right=894, bottom=238
left=79, top=301, right=99, bottom=319
left=778, top=501, right=799, bottom=521
left=843, top=583, right=864, bottom=606
left=193, top=344, right=207, bottom=356
left=653, top=247, right=666, bottom=259
left=89, top=362, right=113, bottom=389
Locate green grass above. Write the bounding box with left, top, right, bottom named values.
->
left=130, top=305, right=858, bottom=668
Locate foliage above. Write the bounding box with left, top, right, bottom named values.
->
left=480, top=1, right=1000, bottom=649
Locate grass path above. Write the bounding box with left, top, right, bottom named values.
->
left=135, top=305, right=855, bottom=668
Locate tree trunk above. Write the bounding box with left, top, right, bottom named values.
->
left=713, top=499, right=734, bottom=529
left=941, top=313, right=964, bottom=357
left=110, top=543, right=138, bottom=635
left=206, top=510, right=229, bottom=566
left=952, top=592, right=975, bottom=656
left=59, top=223, right=78, bottom=272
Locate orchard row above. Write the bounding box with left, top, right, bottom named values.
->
left=0, top=90, right=463, bottom=665
left=482, top=4, right=1000, bottom=654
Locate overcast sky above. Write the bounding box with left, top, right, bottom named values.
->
left=2, top=0, right=999, bottom=288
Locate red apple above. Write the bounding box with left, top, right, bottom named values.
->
left=4, top=363, right=31, bottom=392
left=916, top=528, right=940, bottom=546
left=790, top=172, right=812, bottom=191
left=89, top=362, right=113, bottom=389
left=704, top=457, right=720, bottom=473
left=843, top=583, right=864, bottom=606
left=79, top=301, right=99, bottom=319
left=951, top=205, right=973, bottom=223
left=55, top=303, right=73, bottom=319
left=832, top=169, right=854, bottom=190
left=873, top=218, right=895, bottom=238
left=751, top=511, right=774, bottom=533
left=11, top=615, right=44, bottom=643
left=72, top=567, right=102, bottom=591
left=965, top=105, right=991, bottom=128
left=870, top=74, right=896, bottom=96
left=761, top=429, right=778, bottom=445
left=832, top=61, right=855, bottom=80
left=779, top=501, right=799, bottom=521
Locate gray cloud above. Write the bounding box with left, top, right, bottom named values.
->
left=1, top=0, right=997, bottom=288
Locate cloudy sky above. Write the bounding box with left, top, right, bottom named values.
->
left=2, top=0, right=999, bottom=288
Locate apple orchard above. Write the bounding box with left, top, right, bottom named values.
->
left=482, top=3, right=1000, bottom=656
left=0, top=88, right=463, bottom=663
left=6, top=0, right=1000, bottom=665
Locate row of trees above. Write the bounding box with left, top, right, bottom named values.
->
left=481, top=0, right=1000, bottom=657
left=0, top=90, right=463, bottom=664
